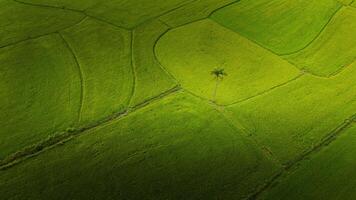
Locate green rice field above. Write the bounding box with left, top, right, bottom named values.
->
left=0, top=0, right=355, bottom=199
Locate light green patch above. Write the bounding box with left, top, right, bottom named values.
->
left=285, top=7, right=356, bottom=76
left=228, top=61, right=356, bottom=164
left=0, top=0, right=84, bottom=47
left=0, top=35, right=81, bottom=158
left=130, top=20, right=177, bottom=106
left=60, top=18, right=133, bottom=126
left=211, top=0, right=341, bottom=54
left=260, top=124, right=356, bottom=200
left=159, top=0, right=236, bottom=27
left=0, top=92, right=279, bottom=200
left=156, top=19, right=300, bottom=105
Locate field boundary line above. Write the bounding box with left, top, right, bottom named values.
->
left=208, top=0, right=241, bottom=18
left=151, top=17, right=208, bottom=80
left=182, top=90, right=285, bottom=186
left=327, top=57, right=356, bottom=77
left=58, top=32, right=85, bottom=124
left=209, top=1, right=342, bottom=57
left=130, top=0, right=198, bottom=30
left=13, top=0, right=201, bottom=31
left=152, top=17, right=308, bottom=108
left=0, top=15, right=87, bottom=49
left=181, top=88, right=214, bottom=104
left=209, top=19, right=329, bottom=77
left=214, top=105, right=283, bottom=168
left=13, top=0, right=84, bottom=12
left=152, top=26, right=181, bottom=85
left=84, top=14, right=129, bottom=30
left=279, top=5, right=343, bottom=56
left=129, top=85, right=181, bottom=111
left=247, top=114, right=356, bottom=200
left=226, top=73, right=305, bottom=107
left=0, top=86, right=182, bottom=171
left=128, top=31, right=137, bottom=107
left=12, top=0, right=130, bottom=30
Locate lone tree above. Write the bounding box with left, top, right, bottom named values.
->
left=211, top=68, right=227, bottom=102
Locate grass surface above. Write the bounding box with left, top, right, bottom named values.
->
left=60, top=18, right=133, bottom=125
left=227, top=61, right=356, bottom=164
left=211, top=0, right=341, bottom=55
left=0, top=92, right=279, bottom=199
left=156, top=19, right=300, bottom=105
left=260, top=124, right=356, bottom=200
left=130, top=20, right=177, bottom=106
left=17, top=0, right=194, bottom=28
left=0, top=35, right=80, bottom=158
left=159, top=0, right=236, bottom=27
left=337, top=0, right=354, bottom=5
left=0, top=0, right=355, bottom=199
left=284, top=7, right=356, bottom=76
left=0, top=0, right=84, bottom=47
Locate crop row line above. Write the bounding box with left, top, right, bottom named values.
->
left=247, top=113, right=356, bottom=200
left=0, top=86, right=182, bottom=171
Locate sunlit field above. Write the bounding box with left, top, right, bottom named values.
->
left=0, top=0, right=355, bottom=199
